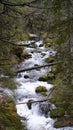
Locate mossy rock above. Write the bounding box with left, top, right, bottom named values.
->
left=21, top=52, right=32, bottom=60
left=39, top=44, right=43, bottom=47
left=54, top=117, right=73, bottom=128
left=44, top=42, right=52, bottom=48
left=47, top=72, right=55, bottom=80
left=38, top=75, right=48, bottom=81
left=41, top=52, right=46, bottom=56
left=50, top=107, right=65, bottom=118
left=50, top=97, right=56, bottom=104
left=45, top=38, right=53, bottom=43
left=35, top=86, right=47, bottom=93
left=51, top=65, right=58, bottom=74
left=30, top=44, right=37, bottom=48
left=45, top=57, right=54, bottom=63
left=41, top=92, right=47, bottom=96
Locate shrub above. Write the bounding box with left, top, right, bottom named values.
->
left=50, top=107, right=65, bottom=118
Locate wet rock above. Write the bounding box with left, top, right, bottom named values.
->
left=41, top=52, right=46, bottom=56
left=24, top=75, right=29, bottom=79
left=34, top=64, right=39, bottom=67
left=39, top=103, right=51, bottom=117
left=45, top=42, right=52, bottom=48
left=17, top=73, right=22, bottom=78
left=21, top=52, right=32, bottom=59
left=27, top=100, right=33, bottom=109
left=39, top=44, right=43, bottom=47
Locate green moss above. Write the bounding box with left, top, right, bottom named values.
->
left=21, top=52, right=32, bottom=60
left=35, top=86, right=47, bottom=93
left=38, top=75, right=48, bottom=81
left=44, top=42, right=52, bottom=48
left=4, top=68, right=16, bottom=77
left=54, top=117, right=73, bottom=128
left=50, top=107, right=65, bottom=118
left=54, top=120, right=64, bottom=128
left=12, top=46, right=23, bottom=58
left=51, top=65, right=58, bottom=74
left=44, top=38, right=53, bottom=48
left=0, top=101, right=23, bottom=130
left=0, top=77, right=17, bottom=90
left=45, top=57, right=54, bottom=63
left=47, top=72, right=55, bottom=80
left=41, top=92, right=47, bottom=96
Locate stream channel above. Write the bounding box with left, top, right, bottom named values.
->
left=15, top=38, right=73, bottom=130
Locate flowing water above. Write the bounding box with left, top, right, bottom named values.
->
left=15, top=39, right=73, bottom=130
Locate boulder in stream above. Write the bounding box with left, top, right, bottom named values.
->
left=35, top=86, right=47, bottom=93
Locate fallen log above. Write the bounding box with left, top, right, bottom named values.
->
left=17, top=61, right=63, bottom=73
left=16, top=98, right=50, bottom=105
left=16, top=86, right=56, bottom=105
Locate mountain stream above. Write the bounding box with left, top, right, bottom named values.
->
left=15, top=39, right=73, bottom=130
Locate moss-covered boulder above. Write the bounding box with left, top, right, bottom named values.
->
left=45, top=56, right=54, bottom=63
left=41, top=92, right=47, bottom=96
left=50, top=107, right=65, bottom=118
left=21, top=52, right=32, bottom=60
left=38, top=75, right=48, bottom=81
left=47, top=72, right=55, bottom=80
left=51, top=65, right=58, bottom=75
left=35, top=86, right=47, bottom=93
left=11, top=46, right=31, bottom=60
left=54, top=117, right=73, bottom=128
